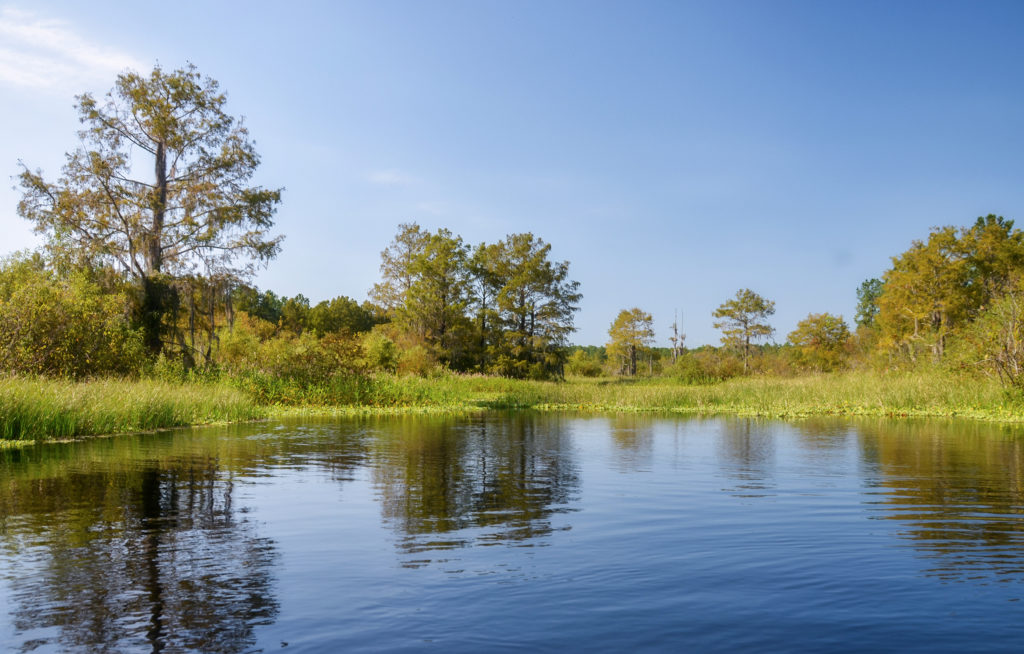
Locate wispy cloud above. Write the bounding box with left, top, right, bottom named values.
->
left=0, top=6, right=144, bottom=90
left=366, top=168, right=419, bottom=187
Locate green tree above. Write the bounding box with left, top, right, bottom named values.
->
left=308, top=295, right=375, bottom=337
left=787, top=312, right=851, bottom=372
left=404, top=229, right=473, bottom=367
left=279, top=295, right=311, bottom=334
left=17, top=64, right=282, bottom=355
left=607, top=308, right=655, bottom=376
left=369, top=222, right=430, bottom=313
left=486, top=233, right=581, bottom=379
left=233, top=286, right=284, bottom=326
left=855, top=279, right=883, bottom=328
left=712, top=289, right=775, bottom=373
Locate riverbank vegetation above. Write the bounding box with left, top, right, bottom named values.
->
left=0, top=377, right=258, bottom=441
left=6, top=63, right=1024, bottom=442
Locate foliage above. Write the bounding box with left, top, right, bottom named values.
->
left=370, top=225, right=581, bottom=379
left=565, top=349, right=604, bottom=377
left=362, top=329, right=400, bottom=373
left=309, top=296, right=376, bottom=337
left=712, top=289, right=775, bottom=373
left=0, top=377, right=258, bottom=440
left=234, top=287, right=285, bottom=325
left=787, top=313, right=851, bottom=372
left=961, top=289, right=1024, bottom=389
left=280, top=294, right=311, bottom=334
left=877, top=215, right=1024, bottom=364
left=483, top=233, right=581, bottom=378
left=0, top=255, right=145, bottom=378
left=855, top=278, right=883, bottom=328
left=667, top=347, right=743, bottom=384
left=17, top=63, right=282, bottom=354
left=607, top=307, right=655, bottom=376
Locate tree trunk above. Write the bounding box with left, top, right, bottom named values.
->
left=141, top=141, right=169, bottom=356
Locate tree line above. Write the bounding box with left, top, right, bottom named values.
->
left=1, top=64, right=582, bottom=383
left=3, top=62, right=1023, bottom=392
left=600, top=214, right=1024, bottom=388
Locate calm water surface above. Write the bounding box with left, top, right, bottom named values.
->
left=2, top=414, right=1024, bottom=652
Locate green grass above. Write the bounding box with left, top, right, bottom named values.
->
left=338, top=370, right=1022, bottom=419
left=4, top=369, right=1022, bottom=445
left=258, top=370, right=1024, bottom=422
left=0, top=377, right=262, bottom=441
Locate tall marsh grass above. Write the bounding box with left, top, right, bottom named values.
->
left=311, top=370, right=1024, bottom=421
left=0, top=377, right=261, bottom=441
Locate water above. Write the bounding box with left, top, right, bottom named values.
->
left=2, top=413, right=1024, bottom=652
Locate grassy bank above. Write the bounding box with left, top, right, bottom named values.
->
left=257, top=370, right=1024, bottom=421
left=0, top=377, right=261, bottom=441
left=511, top=372, right=1024, bottom=420
left=4, top=370, right=1023, bottom=443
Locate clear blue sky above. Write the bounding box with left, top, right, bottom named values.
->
left=2, top=1, right=1023, bottom=346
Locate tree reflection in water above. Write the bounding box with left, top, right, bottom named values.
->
left=0, top=448, right=278, bottom=653
left=717, top=417, right=778, bottom=498
left=859, top=419, right=1024, bottom=584
left=370, top=414, right=580, bottom=560
left=607, top=414, right=655, bottom=472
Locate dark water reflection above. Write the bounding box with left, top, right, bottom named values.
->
left=370, top=414, right=579, bottom=558
left=2, top=415, right=1024, bottom=651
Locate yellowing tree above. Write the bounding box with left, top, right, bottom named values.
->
left=875, top=216, right=1024, bottom=363
left=712, top=289, right=775, bottom=373
left=17, top=64, right=282, bottom=354
left=787, top=312, right=851, bottom=372
left=607, top=308, right=654, bottom=376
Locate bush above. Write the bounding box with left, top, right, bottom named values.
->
left=566, top=349, right=603, bottom=377
left=668, top=348, right=742, bottom=384
left=0, top=257, right=145, bottom=378
left=362, top=330, right=399, bottom=373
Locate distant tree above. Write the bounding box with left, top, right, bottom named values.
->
left=369, top=222, right=430, bottom=313
left=712, top=289, right=775, bottom=373
left=234, top=287, right=284, bottom=326
left=961, top=214, right=1024, bottom=305
left=607, top=308, right=655, bottom=376
left=876, top=226, right=970, bottom=362
left=308, top=296, right=375, bottom=337
left=855, top=279, right=883, bottom=328
left=404, top=228, right=473, bottom=367
left=565, top=348, right=604, bottom=377
left=668, top=309, right=686, bottom=363
left=280, top=294, right=311, bottom=334
left=787, top=312, right=851, bottom=372
left=876, top=216, right=1024, bottom=363
left=17, top=64, right=282, bottom=355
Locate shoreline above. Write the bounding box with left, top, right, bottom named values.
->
left=4, top=371, right=1024, bottom=446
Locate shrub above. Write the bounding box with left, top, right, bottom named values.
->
left=0, top=258, right=145, bottom=378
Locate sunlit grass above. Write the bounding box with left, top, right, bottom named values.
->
left=0, top=377, right=262, bottom=441
left=257, top=369, right=1024, bottom=422
left=4, top=370, right=1021, bottom=444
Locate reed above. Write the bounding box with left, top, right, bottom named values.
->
left=0, top=377, right=261, bottom=441
left=284, top=370, right=1023, bottom=421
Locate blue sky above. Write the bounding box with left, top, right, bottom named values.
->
left=2, top=1, right=1023, bottom=346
